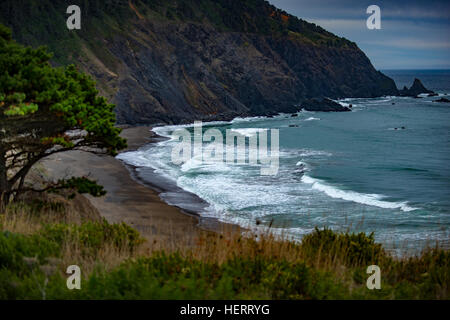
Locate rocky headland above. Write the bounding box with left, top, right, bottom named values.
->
left=0, top=0, right=401, bottom=124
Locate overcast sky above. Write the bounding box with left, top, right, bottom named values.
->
left=269, top=0, right=450, bottom=70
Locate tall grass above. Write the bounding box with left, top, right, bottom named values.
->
left=0, top=200, right=448, bottom=299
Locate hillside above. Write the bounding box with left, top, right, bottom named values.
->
left=0, top=0, right=399, bottom=124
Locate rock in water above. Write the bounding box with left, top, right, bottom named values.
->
left=399, top=78, right=435, bottom=97
left=300, top=98, right=351, bottom=112
left=433, top=97, right=450, bottom=103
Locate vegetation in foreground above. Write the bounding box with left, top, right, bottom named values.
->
left=0, top=24, right=126, bottom=208
left=0, top=22, right=447, bottom=300
left=0, top=199, right=448, bottom=300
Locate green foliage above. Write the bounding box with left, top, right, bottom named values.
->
left=301, top=227, right=387, bottom=267
left=40, top=219, right=144, bottom=254
left=0, top=24, right=127, bottom=203
left=0, top=218, right=144, bottom=299
left=45, top=253, right=345, bottom=300
left=0, top=230, right=59, bottom=273
left=0, top=228, right=61, bottom=298
left=0, top=215, right=448, bottom=300
left=55, top=177, right=106, bottom=198
left=0, top=24, right=126, bottom=153
left=0, top=0, right=355, bottom=71
left=4, top=103, right=38, bottom=116
left=0, top=23, right=11, bottom=41
left=137, top=0, right=355, bottom=47
left=1, top=87, right=38, bottom=116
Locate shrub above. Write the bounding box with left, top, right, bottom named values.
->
left=0, top=231, right=59, bottom=273
left=41, top=219, right=144, bottom=254
left=301, top=227, right=387, bottom=267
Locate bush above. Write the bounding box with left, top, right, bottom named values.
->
left=301, top=227, right=387, bottom=267
left=41, top=219, right=144, bottom=254
left=0, top=231, right=59, bottom=273
left=0, top=209, right=448, bottom=300
left=50, top=252, right=348, bottom=300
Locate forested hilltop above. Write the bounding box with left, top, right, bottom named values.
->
left=0, top=0, right=398, bottom=124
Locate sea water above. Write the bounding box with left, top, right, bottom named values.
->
left=118, top=70, right=450, bottom=254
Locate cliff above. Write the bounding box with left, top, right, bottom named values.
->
left=0, top=0, right=399, bottom=124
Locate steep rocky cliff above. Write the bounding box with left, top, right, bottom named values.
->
left=0, top=0, right=399, bottom=124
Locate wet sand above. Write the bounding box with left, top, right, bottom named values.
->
left=40, top=126, right=208, bottom=244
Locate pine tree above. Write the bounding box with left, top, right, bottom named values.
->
left=0, top=24, right=126, bottom=206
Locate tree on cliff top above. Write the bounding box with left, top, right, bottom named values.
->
left=0, top=24, right=127, bottom=206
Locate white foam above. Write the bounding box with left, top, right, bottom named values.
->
left=230, top=128, right=265, bottom=137
left=153, top=120, right=231, bottom=139
left=301, top=175, right=418, bottom=212
left=232, top=116, right=266, bottom=123
left=299, top=149, right=332, bottom=157
left=337, top=101, right=351, bottom=107
left=304, top=117, right=320, bottom=121
left=232, top=113, right=289, bottom=123
left=180, top=155, right=203, bottom=172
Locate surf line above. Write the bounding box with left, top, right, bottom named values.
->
left=170, top=121, right=279, bottom=175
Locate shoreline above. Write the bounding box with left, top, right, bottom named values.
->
left=119, top=103, right=450, bottom=255
left=119, top=125, right=240, bottom=233
left=41, top=126, right=236, bottom=244
left=40, top=96, right=449, bottom=253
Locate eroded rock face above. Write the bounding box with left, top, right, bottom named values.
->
left=0, top=0, right=399, bottom=124
left=106, top=21, right=397, bottom=124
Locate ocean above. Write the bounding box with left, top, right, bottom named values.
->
left=117, top=70, right=450, bottom=254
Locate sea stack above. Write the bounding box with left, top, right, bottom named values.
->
left=399, top=78, right=435, bottom=97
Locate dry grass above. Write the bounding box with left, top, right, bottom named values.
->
left=0, top=199, right=448, bottom=299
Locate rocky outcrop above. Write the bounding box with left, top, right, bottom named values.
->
left=433, top=97, right=450, bottom=103
left=300, top=98, right=350, bottom=112
left=0, top=0, right=399, bottom=124
left=399, top=78, right=435, bottom=97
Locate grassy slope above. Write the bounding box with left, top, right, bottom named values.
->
left=0, top=0, right=355, bottom=66
left=0, top=199, right=448, bottom=300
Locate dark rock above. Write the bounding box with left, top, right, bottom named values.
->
left=399, top=78, right=434, bottom=97
left=0, top=0, right=400, bottom=125
left=288, top=124, right=299, bottom=127
left=300, top=98, right=351, bottom=112
left=428, top=93, right=438, bottom=97
left=291, top=114, right=298, bottom=117
left=433, top=97, right=450, bottom=103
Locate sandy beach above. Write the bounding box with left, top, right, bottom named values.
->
left=40, top=126, right=208, bottom=245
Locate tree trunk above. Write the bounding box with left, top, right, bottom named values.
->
left=0, top=147, right=9, bottom=211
